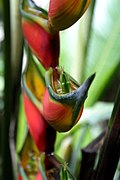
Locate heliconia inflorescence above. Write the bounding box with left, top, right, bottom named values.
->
left=20, top=0, right=93, bottom=146
left=20, top=0, right=93, bottom=178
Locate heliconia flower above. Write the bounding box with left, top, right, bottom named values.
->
left=43, top=67, right=95, bottom=132
left=23, top=91, right=56, bottom=153
left=21, top=0, right=59, bottom=69
left=48, top=0, right=90, bottom=31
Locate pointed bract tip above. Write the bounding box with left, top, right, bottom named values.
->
left=83, top=72, right=96, bottom=91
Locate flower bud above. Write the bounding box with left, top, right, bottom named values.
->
left=21, top=0, right=59, bottom=69
left=43, top=67, right=95, bottom=132
left=48, top=0, right=90, bottom=31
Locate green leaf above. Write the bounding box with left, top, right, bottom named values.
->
left=84, top=0, right=120, bottom=106
left=16, top=95, right=27, bottom=153
left=60, top=162, right=76, bottom=180
left=80, top=102, right=113, bottom=125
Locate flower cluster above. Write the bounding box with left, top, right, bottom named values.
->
left=20, top=0, right=94, bottom=178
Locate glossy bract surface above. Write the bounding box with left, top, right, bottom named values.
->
left=43, top=67, right=95, bottom=132
left=48, top=0, right=90, bottom=31
left=21, top=0, right=59, bottom=69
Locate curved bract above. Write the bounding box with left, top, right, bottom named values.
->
left=22, top=47, right=46, bottom=112
left=22, top=48, right=56, bottom=153
left=21, top=0, right=59, bottom=69
left=23, top=92, right=47, bottom=152
left=23, top=92, right=56, bottom=153
left=43, top=67, right=95, bottom=132
left=48, top=0, right=90, bottom=31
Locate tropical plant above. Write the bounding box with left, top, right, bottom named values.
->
left=0, top=0, right=120, bottom=179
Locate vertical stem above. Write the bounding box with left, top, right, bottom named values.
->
left=94, top=86, right=120, bottom=180
left=1, top=0, right=13, bottom=179
left=78, top=130, right=106, bottom=180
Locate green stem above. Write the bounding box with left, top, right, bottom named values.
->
left=60, top=71, right=70, bottom=94
left=1, top=0, right=13, bottom=179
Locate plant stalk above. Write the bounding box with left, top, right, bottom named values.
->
left=1, top=0, right=13, bottom=179
left=94, top=86, right=120, bottom=180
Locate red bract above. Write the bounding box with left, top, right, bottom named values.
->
left=43, top=88, right=83, bottom=132
left=24, top=92, right=47, bottom=151
left=18, top=175, right=22, bottom=180
left=43, top=67, right=95, bottom=132
left=23, top=92, right=56, bottom=153
left=36, top=171, right=43, bottom=180
left=22, top=19, right=59, bottom=69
